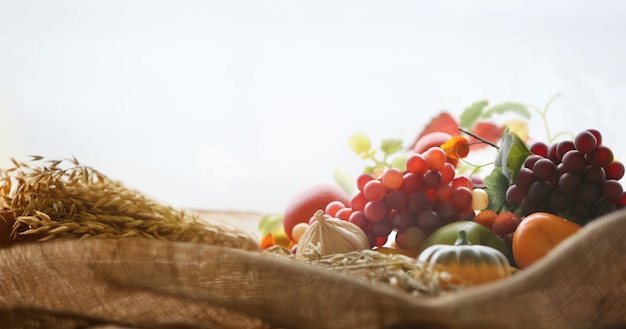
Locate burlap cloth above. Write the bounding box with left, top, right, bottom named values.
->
left=0, top=209, right=624, bottom=329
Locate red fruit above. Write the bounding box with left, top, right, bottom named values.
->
left=474, top=209, right=497, bottom=230
left=492, top=211, right=522, bottom=238
left=283, top=183, right=350, bottom=242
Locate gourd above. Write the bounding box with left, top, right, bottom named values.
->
left=295, top=210, right=370, bottom=259
left=416, top=230, right=512, bottom=289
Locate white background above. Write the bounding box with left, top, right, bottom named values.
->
left=1, top=1, right=625, bottom=215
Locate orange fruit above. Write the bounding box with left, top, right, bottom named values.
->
left=512, top=212, right=582, bottom=269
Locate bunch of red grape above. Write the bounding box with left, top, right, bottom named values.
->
left=505, top=129, right=625, bottom=224
left=326, top=147, right=478, bottom=249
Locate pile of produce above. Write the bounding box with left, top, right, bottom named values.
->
left=260, top=97, right=625, bottom=292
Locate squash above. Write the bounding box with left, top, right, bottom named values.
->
left=416, top=230, right=512, bottom=289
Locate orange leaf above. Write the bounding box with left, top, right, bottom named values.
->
left=260, top=233, right=275, bottom=249
left=441, top=136, right=470, bottom=161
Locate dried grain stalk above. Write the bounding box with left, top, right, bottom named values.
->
left=0, top=156, right=260, bottom=251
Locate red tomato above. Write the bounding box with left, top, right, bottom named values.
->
left=283, top=183, right=349, bottom=242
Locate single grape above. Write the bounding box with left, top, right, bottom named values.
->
left=605, top=161, right=625, bottom=180
left=452, top=175, right=473, bottom=190
left=455, top=206, right=476, bottom=221
left=363, top=179, right=387, bottom=201
left=602, top=179, right=624, bottom=201
left=435, top=201, right=457, bottom=222
left=335, top=207, right=353, bottom=221
left=561, top=150, right=587, bottom=175
left=558, top=172, right=581, bottom=194
left=452, top=186, right=473, bottom=209
left=349, top=211, right=370, bottom=231
left=375, top=236, right=388, bottom=247
left=530, top=142, right=549, bottom=157
left=416, top=210, right=442, bottom=235
left=291, top=223, right=310, bottom=243
left=424, top=147, right=447, bottom=170
left=364, top=200, right=388, bottom=222
left=440, top=162, right=456, bottom=184
left=325, top=200, right=347, bottom=217
left=516, top=167, right=536, bottom=190
left=577, top=183, right=600, bottom=207
left=523, top=154, right=544, bottom=169
left=556, top=140, right=576, bottom=160
left=381, top=168, right=404, bottom=190
left=391, top=209, right=417, bottom=232
left=533, top=158, right=557, bottom=181
left=423, top=169, right=442, bottom=188
left=556, top=163, right=567, bottom=177
left=356, top=174, right=375, bottom=192
left=434, top=184, right=454, bottom=202
left=589, top=145, right=614, bottom=168
left=548, top=189, right=570, bottom=213
left=401, top=172, right=423, bottom=194
left=408, top=191, right=433, bottom=213
left=574, top=130, right=598, bottom=154
left=583, top=165, right=606, bottom=186
left=520, top=197, right=542, bottom=216
left=350, top=192, right=367, bottom=211
left=528, top=180, right=553, bottom=205
left=471, top=188, right=489, bottom=210
left=586, top=128, right=602, bottom=145
left=505, top=184, right=525, bottom=207
left=399, top=226, right=426, bottom=249
left=548, top=143, right=560, bottom=164
left=371, top=219, right=393, bottom=238
left=471, top=176, right=485, bottom=188
left=386, top=189, right=409, bottom=210
left=406, top=153, right=427, bottom=174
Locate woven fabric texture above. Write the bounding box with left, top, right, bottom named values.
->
left=0, top=210, right=624, bottom=329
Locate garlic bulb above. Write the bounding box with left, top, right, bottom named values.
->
left=295, top=209, right=370, bottom=259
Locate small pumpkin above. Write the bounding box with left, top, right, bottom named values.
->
left=416, top=230, right=512, bottom=289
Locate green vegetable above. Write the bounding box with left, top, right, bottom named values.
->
left=420, top=220, right=514, bottom=265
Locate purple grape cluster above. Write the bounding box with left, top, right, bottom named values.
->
left=505, top=129, right=625, bottom=224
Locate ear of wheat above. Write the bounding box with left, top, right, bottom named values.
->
left=0, top=156, right=259, bottom=251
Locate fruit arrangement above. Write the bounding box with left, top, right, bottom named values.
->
left=259, top=97, right=625, bottom=291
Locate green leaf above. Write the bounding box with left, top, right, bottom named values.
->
left=484, top=169, right=509, bottom=212
left=482, top=102, right=532, bottom=120
left=459, top=100, right=489, bottom=129
left=380, top=138, right=404, bottom=157
left=348, top=133, right=371, bottom=155
left=390, top=154, right=408, bottom=171
left=257, top=213, right=284, bottom=236
left=494, top=127, right=531, bottom=183
left=333, top=167, right=357, bottom=197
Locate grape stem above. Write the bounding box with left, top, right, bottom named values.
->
left=361, top=151, right=391, bottom=168
left=460, top=158, right=496, bottom=177
left=526, top=94, right=574, bottom=144
left=458, top=128, right=500, bottom=149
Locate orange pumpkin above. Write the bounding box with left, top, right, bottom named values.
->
left=512, top=212, right=582, bottom=270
